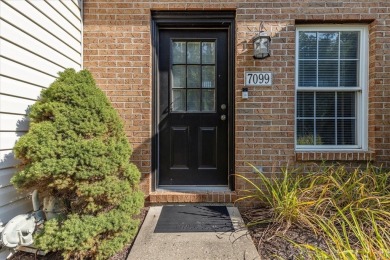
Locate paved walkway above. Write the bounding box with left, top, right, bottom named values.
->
left=127, top=206, right=260, bottom=260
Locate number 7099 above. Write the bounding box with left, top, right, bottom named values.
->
left=245, top=72, right=272, bottom=86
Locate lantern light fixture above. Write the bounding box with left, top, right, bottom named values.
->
left=253, top=23, right=271, bottom=59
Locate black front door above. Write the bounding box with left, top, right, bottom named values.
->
left=158, top=29, right=230, bottom=186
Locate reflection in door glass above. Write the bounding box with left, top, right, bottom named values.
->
left=172, top=89, right=186, bottom=111
left=202, top=42, right=215, bottom=64
left=172, top=65, right=186, bottom=88
left=187, top=65, right=201, bottom=88
left=172, top=42, right=186, bottom=64
left=202, top=89, right=215, bottom=112
left=187, top=42, right=201, bottom=64
left=202, top=66, right=215, bottom=88
left=187, top=89, right=200, bottom=111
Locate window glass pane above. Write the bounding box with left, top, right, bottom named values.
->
left=316, top=92, right=335, bottom=117
left=318, top=60, right=338, bottom=87
left=337, top=119, right=356, bottom=145
left=297, top=92, right=314, bottom=117
left=316, top=119, right=336, bottom=145
left=298, top=60, right=317, bottom=87
left=172, top=65, right=186, bottom=88
left=340, top=32, right=359, bottom=59
left=340, top=60, right=358, bottom=87
left=202, top=66, right=215, bottom=88
left=297, top=119, right=315, bottom=145
left=187, top=65, right=201, bottom=88
left=296, top=29, right=361, bottom=148
left=318, top=32, right=339, bottom=59
left=337, top=92, right=355, bottom=117
left=202, top=89, right=215, bottom=112
left=187, top=42, right=201, bottom=64
left=172, top=89, right=186, bottom=111
left=187, top=89, right=200, bottom=111
left=299, top=32, right=317, bottom=59
left=202, top=42, right=215, bottom=64
left=172, top=42, right=186, bottom=64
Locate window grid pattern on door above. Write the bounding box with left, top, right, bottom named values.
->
left=171, top=41, right=216, bottom=112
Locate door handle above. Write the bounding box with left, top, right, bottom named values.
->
left=220, top=115, right=226, bottom=121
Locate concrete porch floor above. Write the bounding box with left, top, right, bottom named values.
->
left=127, top=206, right=260, bottom=260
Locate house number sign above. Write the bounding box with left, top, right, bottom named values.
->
left=245, top=72, right=272, bottom=86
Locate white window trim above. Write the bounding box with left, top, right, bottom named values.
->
left=295, top=24, right=369, bottom=151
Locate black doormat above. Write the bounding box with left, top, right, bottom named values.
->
left=154, top=205, right=234, bottom=233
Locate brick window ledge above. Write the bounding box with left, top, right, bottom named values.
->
left=295, top=151, right=375, bottom=162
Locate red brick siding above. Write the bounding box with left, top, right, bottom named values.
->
left=83, top=0, right=390, bottom=204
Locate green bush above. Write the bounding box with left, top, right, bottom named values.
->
left=11, top=69, right=144, bottom=259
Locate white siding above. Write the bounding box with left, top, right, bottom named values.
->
left=0, top=168, right=16, bottom=188
left=0, top=114, right=29, bottom=132
left=0, top=151, right=18, bottom=170
left=0, top=132, right=22, bottom=151
left=0, top=0, right=82, bottom=234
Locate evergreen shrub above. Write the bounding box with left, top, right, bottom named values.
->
left=11, top=69, right=144, bottom=259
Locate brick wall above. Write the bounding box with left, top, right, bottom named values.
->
left=83, top=0, right=390, bottom=204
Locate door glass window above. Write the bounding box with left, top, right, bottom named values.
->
left=171, top=40, right=216, bottom=112
left=172, top=65, right=186, bottom=88
left=202, top=42, right=215, bottom=64
left=172, top=42, right=186, bottom=64
left=187, top=65, right=201, bottom=88
left=187, top=42, right=201, bottom=64
left=172, top=89, right=186, bottom=111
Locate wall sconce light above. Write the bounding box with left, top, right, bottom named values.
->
left=253, top=30, right=271, bottom=59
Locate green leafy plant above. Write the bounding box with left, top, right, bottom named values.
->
left=237, top=163, right=390, bottom=259
left=236, top=165, right=316, bottom=230
left=299, top=165, right=390, bottom=259
left=297, top=205, right=390, bottom=259
left=307, top=164, right=390, bottom=217
left=11, top=69, right=144, bottom=259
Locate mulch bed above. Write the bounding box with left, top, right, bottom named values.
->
left=9, top=207, right=149, bottom=260
left=241, top=207, right=329, bottom=259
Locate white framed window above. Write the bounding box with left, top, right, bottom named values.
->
left=295, top=25, right=368, bottom=150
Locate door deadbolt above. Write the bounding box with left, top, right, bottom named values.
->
left=221, top=104, right=227, bottom=110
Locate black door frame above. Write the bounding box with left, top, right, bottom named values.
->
left=151, top=11, right=235, bottom=191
